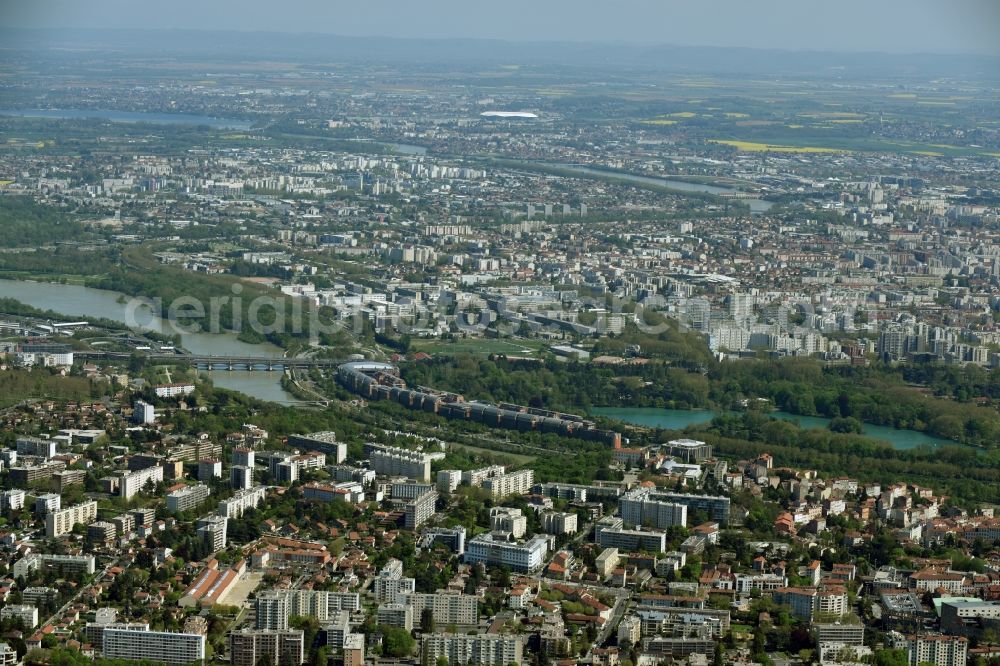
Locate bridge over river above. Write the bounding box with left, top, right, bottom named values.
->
left=76, top=351, right=345, bottom=371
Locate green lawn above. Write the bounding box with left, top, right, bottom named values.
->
left=412, top=337, right=547, bottom=356
left=445, top=441, right=537, bottom=465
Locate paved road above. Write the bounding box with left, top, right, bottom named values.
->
left=41, top=559, right=116, bottom=631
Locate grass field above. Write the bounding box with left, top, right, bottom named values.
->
left=0, top=271, right=103, bottom=285
left=710, top=140, right=842, bottom=153
left=411, top=338, right=547, bottom=356
left=446, top=441, right=537, bottom=465
left=709, top=136, right=995, bottom=157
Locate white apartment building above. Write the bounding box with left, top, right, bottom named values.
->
left=154, top=383, right=195, bottom=398
left=772, top=586, right=848, bottom=621
left=34, top=493, right=61, bottom=515
left=0, top=605, right=37, bottom=629
left=197, top=515, right=228, bottom=552
left=118, top=466, right=164, bottom=499
left=102, top=626, right=206, bottom=665
left=218, top=486, right=267, bottom=519
left=0, top=489, right=25, bottom=513
left=619, top=487, right=689, bottom=529
left=166, top=484, right=211, bottom=513
left=255, top=590, right=361, bottom=630
left=403, top=592, right=478, bottom=626
left=421, top=634, right=523, bottom=666
left=369, top=445, right=435, bottom=482
left=541, top=511, right=578, bottom=535
left=230, top=629, right=304, bottom=666
left=16, top=436, right=57, bottom=459
left=45, top=500, right=98, bottom=538
left=464, top=533, right=549, bottom=572
left=482, top=469, right=534, bottom=499
left=133, top=400, right=155, bottom=425
left=490, top=507, right=527, bottom=538
left=887, top=632, right=967, bottom=666
left=436, top=469, right=462, bottom=493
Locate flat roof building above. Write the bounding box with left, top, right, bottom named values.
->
left=166, top=484, right=211, bottom=513
left=102, top=626, right=206, bottom=665
left=230, top=629, right=304, bottom=666
left=464, top=533, right=549, bottom=572
left=45, top=500, right=98, bottom=538
left=666, top=439, right=713, bottom=463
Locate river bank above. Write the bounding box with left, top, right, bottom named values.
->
left=0, top=279, right=300, bottom=404
left=593, top=406, right=965, bottom=452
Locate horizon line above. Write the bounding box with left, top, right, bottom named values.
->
left=1, top=26, right=998, bottom=59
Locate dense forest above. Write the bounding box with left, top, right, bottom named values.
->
left=710, top=358, right=1000, bottom=446
left=692, top=412, right=1000, bottom=504
left=0, top=196, right=95, bottom=248
left=92, top=246, right=340, bottom=350
left=0, top=369, right=103, bottom=409
left=0, top=246, right=113, bottom=279
left=402, top=353, right=1000, bottom=448
left=401, top=355, right=713, bottom=413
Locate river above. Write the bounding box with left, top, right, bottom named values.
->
left=557, top=164, right=773, bottom=213
left=386, top=142, right=428, bottom=155
left=0, top=109, right=252, bottom=130
left=0, top=279, right=300, bottom=403
left=592, top=406, right=964, bottom=452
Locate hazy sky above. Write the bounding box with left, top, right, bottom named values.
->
left=3, top=0, right=999, bottom=56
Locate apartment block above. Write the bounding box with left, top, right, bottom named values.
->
left=0, top=605, right=37, bottom=629
left=118, top=465, right=164, bottom=499
left=218, top=486, right=267, bottom=519
left=377, top=603, right=413, bottom=631
left=482, top=469, right=534, bottom=499
left=88, top=521, right=117, bottom=545
left=197, top=459, right=222, bottom=482
left=288, top=432, right=346, bottom=464
left=45, top=500, right=98, bottom=538
left=619, top=487, right=689, bottom=528
left=368, top=444, right=436, bottom=482
left=197, top=515, right=228, bottom=552
left=12, top=553, right=95, bottom=578
left=464, top=533, right=549, bottom=572
left=652, top=491, right=731, bottom=525
left=541, top=511, right=579, bottom=535
left=886, top=632, right=967, bottom=666
left=102, top=626, right=205, bottom=666
left=404, top=592, right=478, bottom=626
left=772, top=586, right=848, bottom=621
left=166, top=484, right=211, bottom=513
left=230, top=629, right=304, bottom=666
left=595, top=517, right=667, bottom=553
left=405, top=490, right=438, bottom=531
left=230, top=465, right=253, bottom=490
left=344, top=633, right=365, bottom=666
left=255, top=590, right=361, bottom=630
left=421, top=633, right=523, bottom=666
left=436, top=469, right=462, bottom=494
left=16, top=436, right=56, bottom=459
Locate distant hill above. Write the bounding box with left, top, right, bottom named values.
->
left=2, top=28, right=999, bottom=80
